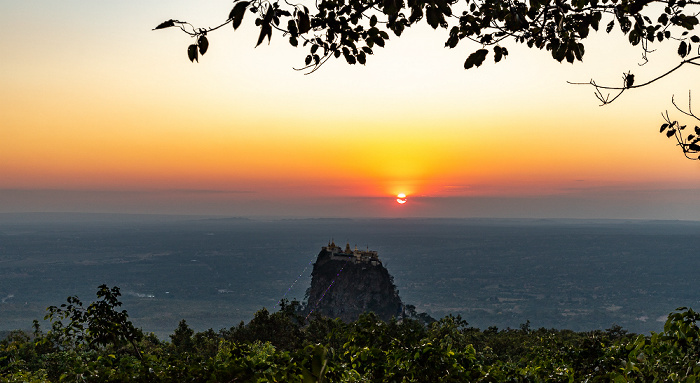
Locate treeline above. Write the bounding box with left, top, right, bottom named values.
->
left=2, top=285, right=700, bottom=382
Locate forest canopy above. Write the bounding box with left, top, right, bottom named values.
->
left=3, top=286, right=700, bottom=381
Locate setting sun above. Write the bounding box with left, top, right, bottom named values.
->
left=3, top=1, right=700, bottom=220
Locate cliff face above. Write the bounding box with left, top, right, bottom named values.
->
left=303, top=246, right=403, bottom=322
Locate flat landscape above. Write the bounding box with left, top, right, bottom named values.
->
left=1, top=214, right=699, bottom=338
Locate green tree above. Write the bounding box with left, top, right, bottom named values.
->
left=222, top=301, right=306, bottom=351
left=612, top=307, right=700, bottom=381
left=9, top=286, right=700, bottom=382
left=44, top=284, right=143, bottom=359
left=169, top=319, right=195, bottom=354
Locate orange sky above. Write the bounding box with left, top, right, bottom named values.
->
left=2, top=1, right=700, bottom=218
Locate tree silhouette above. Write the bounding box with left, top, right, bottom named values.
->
left=154, top=0, right=700, bottom=158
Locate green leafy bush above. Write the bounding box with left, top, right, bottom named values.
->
left=3, top=286, right=700, bottom=382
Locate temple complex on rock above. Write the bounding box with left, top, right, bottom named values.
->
left=322, top=240, right=381, bottom=266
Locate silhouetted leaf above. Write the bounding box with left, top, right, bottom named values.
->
left=565, top=49, right=575, bottom=63
left=629, top=29, right=641, bottom=45
left=591, top=12, right=602, bottom=30
left=575, top=43, right=585, bottom=60
left=620, top=17, right=632, bottom=33
left=153, top=20, right=176, bottom=30
left=464, top=49, right=489, bottom=69
left=297, top=8, right=311, bottom=34
left=256, top=24, right=272, bottom=46
left=287, top=20, right=298, bottom=36
left=446, top=27, right=459, bottom=48
left=198, top=35, right=209, bottom=55
left=660, top=123, right=669, bottom=132
left=187, top=44, right=198, bottom=62
left=553, top=44, right=567, bottom=62
left=695, top=126, right=700, bottom=135
left=625, top=73, right=635, bottom=88
left=679, top=15, right=699, bottom=29
left=383, top=0, right=399, bottom=14
left=667, top=128, right=676, bottom=137
left=494, top=46, right=503, bottom=62
left=426, top=7, right=439, bottom=29
left=409, top=6, right=423, bottom=23
left=678, top=41, right=688, bottom=57
left=230, top=1, right=251, bottom=30
left=606, top=20, right=615, bottom=33
left=263, top=6, right=275, bottom=26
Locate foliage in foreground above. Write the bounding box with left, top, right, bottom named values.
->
left=3, top=286, right=700, bottom=382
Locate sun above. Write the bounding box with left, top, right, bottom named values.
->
left=396, top=193, right=407, bottom=204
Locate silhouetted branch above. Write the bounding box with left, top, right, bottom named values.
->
left=672, top=91, right=699, bottom=119
left=568, top=56, right=700, bottom=105
left=660, top=92, right=700, bottom=160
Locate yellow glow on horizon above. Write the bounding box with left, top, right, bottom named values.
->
left=3, top=1, right=700, bottom=217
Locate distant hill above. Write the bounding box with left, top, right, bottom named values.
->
left=0, top=212, right=217, bottom=225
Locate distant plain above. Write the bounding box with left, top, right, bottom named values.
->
left=1, top=214, right=699, bottom=339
